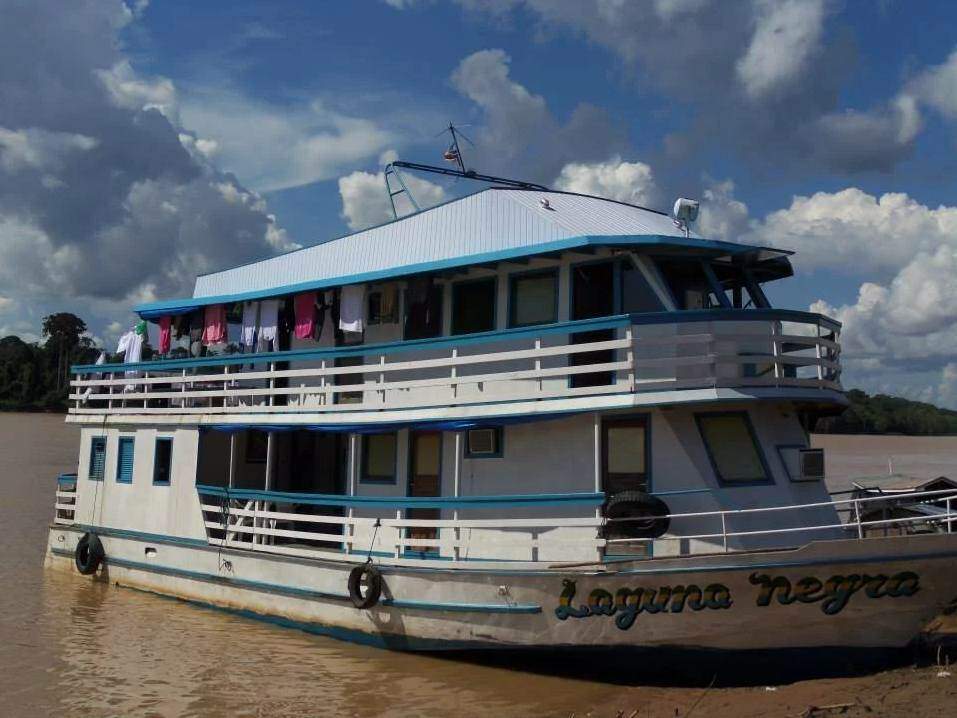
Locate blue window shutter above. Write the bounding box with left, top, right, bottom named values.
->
left=89, top=438, right=106, bottom=481
left=116, top=437, right=135, bottom=483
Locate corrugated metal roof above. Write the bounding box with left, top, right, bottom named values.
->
left=136, top=188, right=778, bottom=315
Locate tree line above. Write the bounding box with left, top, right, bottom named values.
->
left=0, top=313, right=99, bottom=411
left=814, top=389, right=957, bottom=436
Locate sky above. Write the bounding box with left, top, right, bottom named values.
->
left=1, top=1, right=957, bottom=405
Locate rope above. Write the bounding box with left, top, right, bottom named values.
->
left=366, top=517, right=382, bottom=563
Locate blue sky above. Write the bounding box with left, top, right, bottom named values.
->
left=1, top=1, right=957, bottom=405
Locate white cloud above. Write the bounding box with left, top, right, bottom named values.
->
left=746, top=188, right=957, bottom=274
left=907, top=48, right=957, bottom=120
left=0, top=127, right=98, bottom=173
left=0, top=295, right=13, bottom=312
left=338, top=167, right=446, bottom=231
left=736, top=0, right=825, bottom=99
left=698, top=178, right=750, bottom=241
left=449, top=48, right=626, bottom=182
left=96, top=60, right=178, bottom=118
left=179, top=92, right=397, bottom=192
left=554, top=156, right=658, bottom=207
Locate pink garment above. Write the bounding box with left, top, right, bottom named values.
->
left=201, top=304, right=227, bottom=345
left=294, top=292, right=317, bottom=340
left=159, top=316, right=172, bottom=354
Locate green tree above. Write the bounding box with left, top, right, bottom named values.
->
left=42, top=312, right=88, bottom=390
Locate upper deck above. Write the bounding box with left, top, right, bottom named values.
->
left=69, top=188, right=843, bottom=425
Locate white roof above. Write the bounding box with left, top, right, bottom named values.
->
left=137, top=187, right=765, bottom=315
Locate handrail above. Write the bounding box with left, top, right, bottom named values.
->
left=196, top=484, right=605, bottom=509
left=72, top=308, right=838, bottom=375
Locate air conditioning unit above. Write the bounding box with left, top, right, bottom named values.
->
left=779, top=447, right=825, bottom=482
left=466, top=428, right=498, bottom=456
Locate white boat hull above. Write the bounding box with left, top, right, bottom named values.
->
left=46, top=526, right=957, bottom=653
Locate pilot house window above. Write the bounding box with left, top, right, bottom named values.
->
left=452, top=278, right=496, bottom=335
left=696, top=412, right=769, bottom=484
left=509, top=269, right=558, bottom=327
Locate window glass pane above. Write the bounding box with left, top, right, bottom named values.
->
left=116, top=437, right=134, bottom=483
left=452, top=278, right=496, bottom=334
left=154, top=438, right=173, bottom=485
left=467, top=428, right=499, bottom=456
left=89, top=437, right=106, bottom=481
left=621, top=264, right=664, bottom=313
left=511, top=272, right=557, bottom=326
left=364, top=433, right=396, bottom=481
left=698, top=414, right=767, bottom=483
left=607, top=427, right=645, bottom=474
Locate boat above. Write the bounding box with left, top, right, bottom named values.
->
left=46, top=162, right=957, bottom=658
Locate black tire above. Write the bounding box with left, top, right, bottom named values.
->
left=348, top=563, right=382, bottom=609
left=75, top=532, right=104, bottom=575
left=602, top=490, right=671, bottom=539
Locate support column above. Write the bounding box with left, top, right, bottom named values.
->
left=228, top=434, right=238, bottom=489
left=593, top=413, right=603, bottom=561
left=453, top=432, right=463, bottom=562
left=346, top=433, right=357, bottom=554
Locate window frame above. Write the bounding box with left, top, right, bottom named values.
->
left=153, top=436, right=174, bottom=486
left=601, top=415, right=652, bottom=495
left=450, top=276, right=498, bottom=336
left=88, top=436, right=107, bottom=482
left=115, top=436, right=135, bottom=484
left=464, top=427, right=504, bottom=459
left=360, top=432, right=398, bottom=485
left=507, top=268, right=559, bottom=328
left=694, top=411, right=773, bottom=486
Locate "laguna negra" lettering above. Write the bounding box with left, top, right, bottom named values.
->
left=555, top=579, right=732, bottom=630
left=748, top=571, right=920, bottom=615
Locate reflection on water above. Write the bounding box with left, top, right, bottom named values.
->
left=1, top=413, right=616, bottom=717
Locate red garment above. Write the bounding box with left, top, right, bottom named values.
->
left=159, top=316, right=172, bottom=354
left=201, top=304, right=227, bottom=345
left=294, top=292, right=317, bottom=340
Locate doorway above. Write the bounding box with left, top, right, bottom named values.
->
left=570, top=261, right=617, bottom=387
left=407, top=431, right=442, bottom=550
left=602, top=417, right=650, bottom=497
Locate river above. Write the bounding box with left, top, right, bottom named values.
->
left=2, top=413, right=955, bottom=717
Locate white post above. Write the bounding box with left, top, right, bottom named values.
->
left=947, top=497, right=953, bottom=534
left=228, top=434, right=238, bottom=490
left=593, top=413, right=603, bottom=561
left=450, top=348, right=458, bottom=399
left=319, top=358, right=327, bottom=405
left=815, top=323, right=824, bottom=383
left=625, top=326, right=635, bottom=391
left=771, top=321, right=781, bottom=381
left=853, top=499, right=864, bottom=539
left=721, top=512, right=728, bottom=553
left=453, top=432, right=462, bottom=562
left=268, top=361, right=276, bottom=407
left=534, top=337, right=542, bottom=393
left=380, top=354, right=387, bottom=403
left=346, top=433, right=357, bottom=554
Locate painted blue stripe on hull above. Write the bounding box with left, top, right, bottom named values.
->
left=49, top=547, right=541, bottom=614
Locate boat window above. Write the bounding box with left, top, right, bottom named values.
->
left=116, top=436, right=135, bottom=484
left=452, top=277, right=496, bottom=335
left=621, top=262, right=665, bottom=313
left=404, top=277, right=443, bottom=340
left=88, top=437, right=106, bottom=481
left=695, top=412, right=770, bottom=484
left=367, top=284, right=399, bottom=325
left=602, top=418, right=649, bottom=495
left=153, top=437, right=173, bottom=486
left=361, top=432, right=397, bottom=484
left=465, top=427, right=502, bottom=458
left=657, top=260, right=719, bottom=310
left=509, top=269, right=558, bottom=327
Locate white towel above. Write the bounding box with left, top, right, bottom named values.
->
left=339, top=284, right=365, bottom=333
left=241, top=301, right=259, bottom=348
left=258, top=299, right=280, bottom=350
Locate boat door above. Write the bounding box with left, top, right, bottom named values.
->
left=407, top=431, right=442, bottom=550
left=602, top=417, right=650, bottom=496
left=570, top=260, right=616, bottom=387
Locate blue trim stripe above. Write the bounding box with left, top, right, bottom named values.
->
left=49, top=548, right=541, bottom=615
left=71, top=308, right=838, bottom=374
left=135, top=232, right=787, bottom=317
left=57, top=473, right=78, bottom=485
left=196, top=484, right=604, bottom=509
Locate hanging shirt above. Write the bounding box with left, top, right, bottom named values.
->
left=202, top=304, right=227, bottom=346
left=158, top=316, right=172, bottom=354
left=258, top=299, right=280, bottom=351
left=339, top=284, right=365, bottom=333
left=241, top=301, right=259, bottom=348
left=116, top=330, right=143, bottom=363
left=294, top=292, right=317, bottom=340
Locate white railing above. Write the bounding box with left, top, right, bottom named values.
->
left=195, top=485, right=954, bottom=567
left=53, top=474, right=77, bottom=525
left=68, top=310, right=842, bottom=418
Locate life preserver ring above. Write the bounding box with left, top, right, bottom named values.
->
left=75, top=532, right=105, bottom=575
left=348, top=562, right=382, bottom=609
left=601, top=490, right=671, bottom=539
